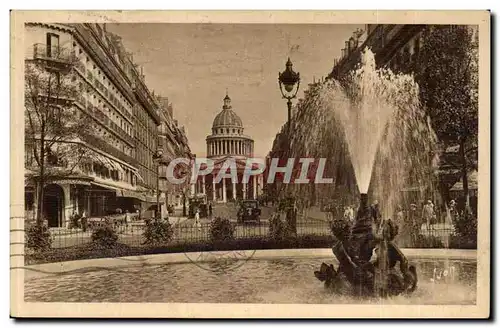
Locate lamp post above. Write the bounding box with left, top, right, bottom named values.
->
left=153, top=148, right=164, bottom=219
left=278, top=57, right=301, bottom=135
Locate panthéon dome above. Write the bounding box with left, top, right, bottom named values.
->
left=212, top=94, right=243, bottom=128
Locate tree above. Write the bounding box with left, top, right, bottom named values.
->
left=25, top=58, right=93, bottom=225
left=415, top=25, right=478, bottom=215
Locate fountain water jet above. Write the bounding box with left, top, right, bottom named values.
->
left=290, top=48, right=438, bottom=227
left=307, top=48, right=438, bottom=297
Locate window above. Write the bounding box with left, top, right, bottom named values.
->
left=46, top=33, right=60, bottom=57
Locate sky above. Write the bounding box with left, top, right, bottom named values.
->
left=107, top=23, right=363, bottom=158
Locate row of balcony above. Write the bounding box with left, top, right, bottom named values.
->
left=83, top=134, right=139, bottom=168
left=33, top=43, right=76, bottom=64
left=82, top=68, right=134, bottom=123
left=75, top=95, right=136, bottom=147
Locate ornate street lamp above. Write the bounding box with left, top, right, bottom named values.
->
left=278, top=57, right=301, bottom=134
left=153, top=148, right=164, bottom=219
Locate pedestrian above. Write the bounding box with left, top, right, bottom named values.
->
left=124, top=210, right=131, bottom=232
left=395, top=205, right=404, bottom=225
left=449, top=199, right=456, bottom=222
left=208, top=201, right=213, bottom=217
left=194, top=208, right=201, bottom=232
left=408, top=204, right=419, bottom=245
left=81, top=210, right=88, bottom=232
left=422, top=199, right=435, bottom=231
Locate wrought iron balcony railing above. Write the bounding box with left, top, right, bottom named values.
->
left=33, top=43, right=75, bottom=64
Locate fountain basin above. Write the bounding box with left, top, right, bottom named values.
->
left=24, top=249, right=476, bottom=304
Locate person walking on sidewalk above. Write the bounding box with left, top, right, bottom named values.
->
left=194, top=208, right=201, bottom=232
left=422, top=200, right=435, bottom=231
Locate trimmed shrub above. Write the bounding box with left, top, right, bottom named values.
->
left=91, top=220, right=118, bottom=249
left=449, top=234, right=477, bottom=249
left=453, top=214, right=477, bottom=238
left=142, top=217, right=174, bottom=246
left=25, top=223, right=52, bottom=252
left=330, top=218, right=352, bottom=242
left=209, top=217, right=235, bottom=243
left=25, top=234, right=336, bottom=265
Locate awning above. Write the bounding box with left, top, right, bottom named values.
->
left=90, top=181, right=120, bottom=192
left=144, top=195, right=159, bottom=203
left=116, top=189, right=146, bottom=201
left=94, top=154, right=114, bottom=170
left=51, top=178, right=92, bottom=186
left=133, top=170, right=145, bottom=183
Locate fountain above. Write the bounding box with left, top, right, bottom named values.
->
left=311, top=48, right=437, bottom=297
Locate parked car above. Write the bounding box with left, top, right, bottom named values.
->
left=237, top=200, right=262, bottom=224
left=188, top=194, right=208, bottom=218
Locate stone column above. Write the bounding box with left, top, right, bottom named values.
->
left=233, top=181, right=237, bottom=200
left=190, top=182, right=195, bottom=196
left=243, top=180, right=247, bottom=200
left=62, top=184, right=71, bottom=228
left=202, top=175, right=206, bottom=194
left=222, top=178, right=227, bottom=203
left=212, top=177, right=216, bottom=202
left=253, top=175, right=257, bottom=200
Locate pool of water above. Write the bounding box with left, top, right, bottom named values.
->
left=25, top=257, right=476, bottom=304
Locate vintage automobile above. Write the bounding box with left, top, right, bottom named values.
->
left=237, top=200, right=262, bottom=224
left=188, top=194, right=208, bottom=218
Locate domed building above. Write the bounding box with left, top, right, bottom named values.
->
left=202, top=93, right=258, bottom=203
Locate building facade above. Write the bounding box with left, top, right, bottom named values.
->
left=328, top=25, right=425, bottom=80
left=157, top=97, right=194, bottom=210
left=24, top=23, right=188, bottom=227
left=202, top=93, right=258, bottom=203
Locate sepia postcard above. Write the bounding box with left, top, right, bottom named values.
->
left=10, top=10, right=490, bottom=319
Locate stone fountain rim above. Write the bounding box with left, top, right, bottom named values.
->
left=21, top=248, right=477, bottom=281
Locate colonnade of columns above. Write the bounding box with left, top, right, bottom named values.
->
left=190, top=174, right=259, bottom=203
left=207, top=138, right=254, bottom=157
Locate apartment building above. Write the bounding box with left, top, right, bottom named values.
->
left=24, top=23, right=187, bottom=227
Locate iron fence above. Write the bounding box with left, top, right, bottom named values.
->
left=41, top=218, right=459, bottom=250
